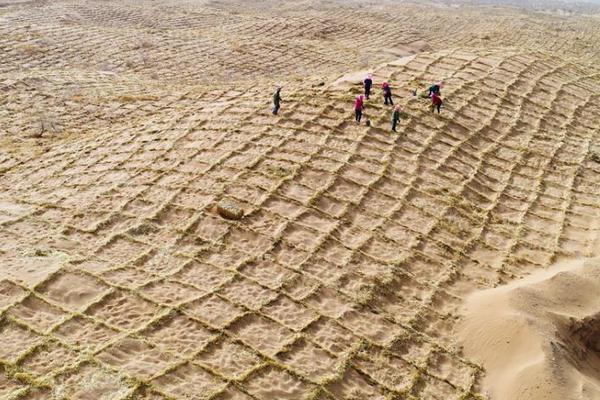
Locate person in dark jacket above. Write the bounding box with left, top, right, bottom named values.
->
left=382, top=82, right=393, bottom=105
left=428, top=81, right=443, bottom=97
left=364, top=74, right=373, bottom=99
left=391, top=105, right=401, bottom=132
left=272, top=87, right=282, bottom=115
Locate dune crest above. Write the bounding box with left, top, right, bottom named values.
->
left=458, top=258, right=600, bottom=400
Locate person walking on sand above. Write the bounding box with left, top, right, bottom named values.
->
left=431, top=92, right=443, bottom=114
left=272, top=87, right=282, bottom=115
left=364, top=74, right=373, bottom=99
left=391, top=105, right=401, bottom=132
left=382, top=81, right=393, bottom=105
left=354, top=95, right=365, bottom=123
left=428, top=81, right=443, bottom=97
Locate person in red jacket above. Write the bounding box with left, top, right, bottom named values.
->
left=431, top=93, right=443, bottom=114
left=354, top=95, right=365, bottom=123
left=382, top=81, right=393, bottom=105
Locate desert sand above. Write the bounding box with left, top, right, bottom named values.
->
left=458, top=258, right=600, bottom=400
left=1, top=0, right=600, bottom=399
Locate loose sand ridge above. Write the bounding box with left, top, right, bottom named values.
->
left=459, top=257, right=600, bottom=400
left=1, top=1, right=600, bottom=399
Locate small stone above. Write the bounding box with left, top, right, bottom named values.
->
left=217, top=200, right=243, bottom=220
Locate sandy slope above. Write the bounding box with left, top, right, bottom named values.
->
left=458, top=258, right=600, bottom=400
left=0, top=45, right=597, bottom=399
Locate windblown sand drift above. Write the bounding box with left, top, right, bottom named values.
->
left=1, top=0, right=600, bottom=399
left=458, top=257, right=600, bottom=400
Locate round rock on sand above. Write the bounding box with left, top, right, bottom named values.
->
left=217, top=200, right=243, bottom=220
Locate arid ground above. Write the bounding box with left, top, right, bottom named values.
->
left=1, top=0, right=600, bottom=399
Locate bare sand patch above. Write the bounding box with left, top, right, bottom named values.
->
left=458, top=258, right=600, bottom=400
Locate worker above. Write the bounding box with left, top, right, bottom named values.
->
left=364, top=74, right=373, bottom=99
left=391, top=105, right=401, bottom=132
left=272, top=87, right=282, bottom=115
left=382, top=82, right=393, bottom=105
left=428, top=81, right=443, bottom=97
left=431, top=92, right=443, bottom=114
left=354, top=95, right=365, bottom=123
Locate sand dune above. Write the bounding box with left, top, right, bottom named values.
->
left=458, top=258, right=600, bottom=400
